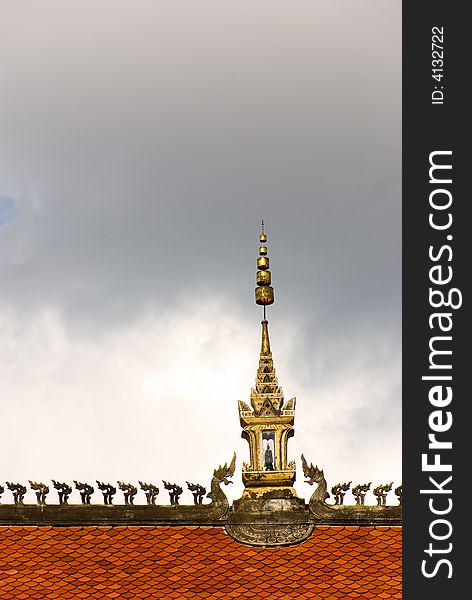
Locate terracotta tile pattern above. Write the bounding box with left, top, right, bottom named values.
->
left=0, top=525, right=401, bottom=599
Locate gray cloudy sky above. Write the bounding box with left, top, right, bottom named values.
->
left=0, top=1, right=401, bottom=504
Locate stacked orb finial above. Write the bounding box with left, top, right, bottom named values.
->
left=255, top=220, right=274, bottom=306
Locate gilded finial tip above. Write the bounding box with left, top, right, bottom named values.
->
left=259, top=220, right=267, bottom=244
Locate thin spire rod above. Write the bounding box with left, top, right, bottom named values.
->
left=262, top=221, right=266, bottom=322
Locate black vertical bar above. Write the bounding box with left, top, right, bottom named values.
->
left=403, top=2, right=468, bottom=598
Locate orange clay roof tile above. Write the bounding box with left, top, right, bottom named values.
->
left=0, top=525, right=401, bottom=599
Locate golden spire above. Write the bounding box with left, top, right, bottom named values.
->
left=252, top=221, right=280, bottom=406
left=236, top=222, right=297, bottom=498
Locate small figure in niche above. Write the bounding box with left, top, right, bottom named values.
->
left=264, top=443, right=274, bottom=471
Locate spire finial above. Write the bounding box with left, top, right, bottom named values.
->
left=255, top=221, right=274, bottom=308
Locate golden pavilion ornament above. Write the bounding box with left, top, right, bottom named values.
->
left=238, top=222, right=297, bottom=499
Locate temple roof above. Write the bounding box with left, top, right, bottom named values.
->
left=0, top=224, right=402, bottom=596
left=0, top=525, right=401, bottom=599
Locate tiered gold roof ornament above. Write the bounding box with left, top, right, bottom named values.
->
left=227, top=222, right=401, bottom=545
left=0, top=223, right=401, bottom=546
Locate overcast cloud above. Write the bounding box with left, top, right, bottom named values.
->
left=0, top=1, right=400, bottom=505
